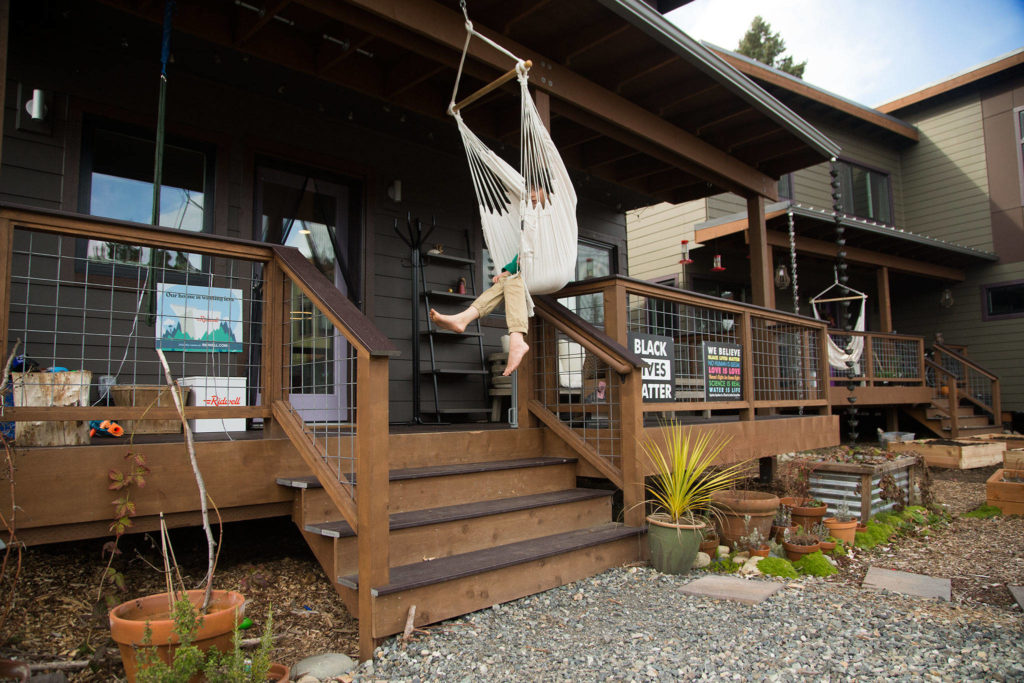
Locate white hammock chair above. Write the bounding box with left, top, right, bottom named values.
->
left=810, top=277, right=868, bottom=371
left=448, top=13, right=577, bottom=315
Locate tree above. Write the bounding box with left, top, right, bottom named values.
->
left=737, top=15, right=806, bottom=79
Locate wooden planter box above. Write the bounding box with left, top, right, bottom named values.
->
left=890, top=439, right=1005, bottom=469
left=111, top=385, right=190, bottom=435
left=968, top=434, right=1024, bottom=451
left=986, top=469, right=1024, bottom=515
left=807, top=456, right=920, bottom=523
left=1006, top=450, right=1024, bottom=470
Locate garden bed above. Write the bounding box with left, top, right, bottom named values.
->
left=890, top=438, right=1005, bottom=469
left=807, top=456, right=920, bottom=522
left=986, top=468, right=1024, bottom=515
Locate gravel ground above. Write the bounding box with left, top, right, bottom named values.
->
left=352, top=567, right=1024, bottom=683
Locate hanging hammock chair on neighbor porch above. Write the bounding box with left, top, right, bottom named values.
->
left=447, top=8, right=578, bottom=315
left=810, top=273, right=869, bottom=371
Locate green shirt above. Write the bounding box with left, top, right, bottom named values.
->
left=502, top=254, right=519, bottom=275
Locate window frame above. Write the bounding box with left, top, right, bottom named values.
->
left=1014, top=105, right=1024, bottom=206
left=981, top=279, right=1024, bottom=321
left=75, top=116, right=216, bottom=281
left=836, top=157, right=894, bottom=225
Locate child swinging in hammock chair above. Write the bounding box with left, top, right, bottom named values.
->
left=429, top=189, right=548, bottom=377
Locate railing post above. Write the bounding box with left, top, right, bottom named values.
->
left=948, top=374, right=960, bottom=439
left=620, top=369, right=645, bottom=528
left=864, top=334, right=874, bottom=383
left=517, top=326, right=537, bottom=428
left=356, top=350, right=390, bottom=660
left=819, top=325, right=831, bottom=409
left=603, top=279, right=629, bottom=346
left=738, top=311, right=754, bottom=421
left=262, top=260, right=284, bottom=435
left=992, top=378, right=1002, bottom=430
left=917, top=338, right=925, bottom=386
left=0, top=219, right=12, bottom=363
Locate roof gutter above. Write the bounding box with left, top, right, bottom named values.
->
left=598, top=0, right=841, bottom=160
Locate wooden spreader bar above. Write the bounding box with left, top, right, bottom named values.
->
left=452, top=60, right=532, bottom=113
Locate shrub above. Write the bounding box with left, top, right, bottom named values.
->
left=757, top=556, right=797, bottom=578
left=854, top=521, right=896, bottom=549
left=709, top=557, right=741, bottom=573
left=793, top=550, right=837, bottom=577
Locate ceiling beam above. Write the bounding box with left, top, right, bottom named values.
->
left=324, top=0, right=779, bottom=200
left=235, top=0, right=292, bottom=47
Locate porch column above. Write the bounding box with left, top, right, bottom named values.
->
left=534, top=89, right=551, bottom=131
left=876, top=266, right=892, bottom=333
left=0, top=0, right=9, bottom=165
left=747, top=195, right=772, bottom=307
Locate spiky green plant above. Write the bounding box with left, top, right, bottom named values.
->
left=641, top=424, right=750, bottom=525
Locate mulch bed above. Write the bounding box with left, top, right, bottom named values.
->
left=1, top=466, right=1021, bottom=680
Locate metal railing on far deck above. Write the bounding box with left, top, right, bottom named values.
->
left=929, top=343, right=1001, bottom=433
left=827, top=331, right=925, bottom=387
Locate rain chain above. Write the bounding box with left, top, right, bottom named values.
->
left=830, top=158, right=860, bottom=441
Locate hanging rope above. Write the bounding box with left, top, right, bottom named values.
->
left=830, top=157, right=860, bottom=441
left=787, top=208, right=799, bottom=315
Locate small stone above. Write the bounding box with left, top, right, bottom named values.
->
left=693, top=552, right=711, bottom=569
left=573, top=591, right=584, bottom=601
left=716, top=545, right=730, bottom=557
left=733, top=551, right=750, bottom=562
left=293, top=653, right=356, bottom=680
left=295, top=676, right=319, bottom=683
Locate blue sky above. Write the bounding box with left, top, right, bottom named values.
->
left=666, top=0, right=1024, bottom=108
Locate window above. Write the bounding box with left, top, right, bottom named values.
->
left=1015, top=106, right=1024, bottom=204
left=836, top=160, right=892, bottom=224
left=983, top=281, right=1024, bottom=320
left=79, top=120, right=214, bottom=272
left=572, top=239, right=615, bottom=326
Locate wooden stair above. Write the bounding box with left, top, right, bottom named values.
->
left=277, top=431, right=642, bottom=643
left=903, top=397, right=999, bottom=439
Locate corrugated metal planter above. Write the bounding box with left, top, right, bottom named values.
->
left=807, top=456, right=920, bottom=523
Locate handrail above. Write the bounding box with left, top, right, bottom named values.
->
left=0, top=203, right=276, bottom=263
left=934, top=343, right=997, bottom=381
left=272, top=246, right=398, bottom=358
left=925, top=358, right=961, bottom=437
left=534, top=295, right=643, bottom=374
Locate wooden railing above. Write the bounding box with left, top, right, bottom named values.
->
left=0, top=204, right=396, bottom=657
left=931, top=343, right=1001, bottom=430
left=552, top=277, right=830, bottom=419
left=826, top=331, right=926, bottom=386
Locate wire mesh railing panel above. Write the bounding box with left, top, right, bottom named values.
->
left=750, top=317, right=823, bottom=402
left=626, top=293, right=739, bottom=406
left=872, top=337, right=921, bottom=384
left=555, top=294, right=605, bottom=332
left=5, top=227, right=264, bottom=437
left=281, top=281, right=358, bottom=499
left=532, top=317, right=620, bottom=470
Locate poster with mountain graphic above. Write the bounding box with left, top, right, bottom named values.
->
left=156, top=284, right=243, bottom=352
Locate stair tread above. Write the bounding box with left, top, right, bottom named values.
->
left=338, top=523, right=642, bottom=595
left=305, top=488, right=614, bottom=538
left=277, top=456, right=578, bottom=489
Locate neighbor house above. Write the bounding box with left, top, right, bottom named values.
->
left=628, top=46, right=1023, bottom=437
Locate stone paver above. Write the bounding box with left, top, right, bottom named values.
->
left=1010, top=585, right=1024, bottom=611
left=679, top=575, right=783, bottom=604
left=862, top=566, right=950, bottom=601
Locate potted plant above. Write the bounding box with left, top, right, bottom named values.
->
left=782, top=525, right=821, bottom=562
left=823, top=499, right=858, bottom=545
left=737, top=522, right=770, bottom=557
left=108, top=352, right=252, bottom=682
left=771, top=504, right=795, bottom=543
left=812, top=522, right=836, bottom=552
left=698, top=524, right=719, bottom=557
left=641, top=424, right=751, bottom=574
left=711, top=488, right=780, bottom=548
left=790, top=497, right=828, bottom=530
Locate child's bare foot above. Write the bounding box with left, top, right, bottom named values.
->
left=504, top=332, right=529, bottom=376
left=430, top=308, right=469, bottom=334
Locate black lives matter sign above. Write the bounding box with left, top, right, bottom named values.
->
left=703, top=341, right=742, bottom=401
left=630, top=333, right=674, bottom=402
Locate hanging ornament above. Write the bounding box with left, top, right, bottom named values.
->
left=774, top=264, right=790, bottom=290
left=679, top=239, right=693, bottom=265
left=711, top=254, right=726, bottom=272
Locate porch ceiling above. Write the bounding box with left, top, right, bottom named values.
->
left=91, top=0, right=838, bottom=207
left=695, top=201, right=997, bottom=281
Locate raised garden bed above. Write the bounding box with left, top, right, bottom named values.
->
left=967, top=433, right=1024, bottom=450
left=986, top=468, right=1024, bottom=515
left=890, top=438, right=1005, bottom=469
left=1006, top=449, right=1024, bottom=470
left=807, top=456, right=920, bottom=523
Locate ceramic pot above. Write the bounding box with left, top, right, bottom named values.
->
left=748, top=546, right=770, bottom=558
left=819, top=539, right=837, bottom=552
left=646, top=515, right=705, bottom=575
left=783, top=539, right=820, bottom=562
left=699, top=535, right=719, bottom=557
left=790, top=500, right=828, bottom=531
left=109, top=589, right=245, bottom=683
left=710, top=490, right=780, bottom=548
left=824, top=517, right=858, bottom=545
left=771, top=524, right=797, bottom=544
left=268, top=663, right=290, bottom=682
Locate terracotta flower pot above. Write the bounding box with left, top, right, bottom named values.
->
left=268, top=663, right=290, bottom=682
left=790, top=500, right=827, bottom=531
left=819, top=539, right=837, bottom=552
left=824, top=517, right=858, bottom=545
left=783, top=539, right=820, bottom=562
left=710, top=490, right=780, bottom=548
left=748, top=545, right=770, bottom=558
left=109, top=589, right=246, bottom=683
left=647, top=516, right=706, bottom=575
left=771, top=524, right=797, bottom=544
left=699, top=535, right=719, bottom=557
